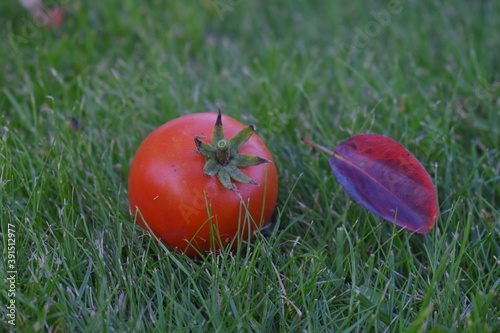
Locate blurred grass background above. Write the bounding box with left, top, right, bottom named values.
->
left=1, top=0, right=499, bottom=332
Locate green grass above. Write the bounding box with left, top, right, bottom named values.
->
left=1, top=0, right=499, bottom=331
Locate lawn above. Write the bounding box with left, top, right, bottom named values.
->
left=1, top=0, right=499, bottom=332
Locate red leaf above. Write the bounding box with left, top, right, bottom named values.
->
left=329, top=134, right=438, bottom=233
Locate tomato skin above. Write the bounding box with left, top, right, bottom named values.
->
left=128, top=112, right=278, bottom=257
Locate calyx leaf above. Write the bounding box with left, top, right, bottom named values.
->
left=195, top=106, right=270, bottom=190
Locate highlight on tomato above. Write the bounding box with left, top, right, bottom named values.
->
left=128, top=107, right=278, bottom=257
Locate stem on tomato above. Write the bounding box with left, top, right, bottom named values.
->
left=215, top=140, right=230, bottom=165
left=195, top=107, right=270, bottom=191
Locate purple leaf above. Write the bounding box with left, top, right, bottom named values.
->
left=304, top=134, right=439, bottom=233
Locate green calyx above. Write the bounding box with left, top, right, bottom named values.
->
left=195, top=107, right=270, bottom=190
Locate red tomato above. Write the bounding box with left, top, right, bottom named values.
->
left=128, top=112, right=278, bottom=257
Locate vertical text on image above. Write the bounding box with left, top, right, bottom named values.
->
left=6, top=223, right=17, bottom=326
